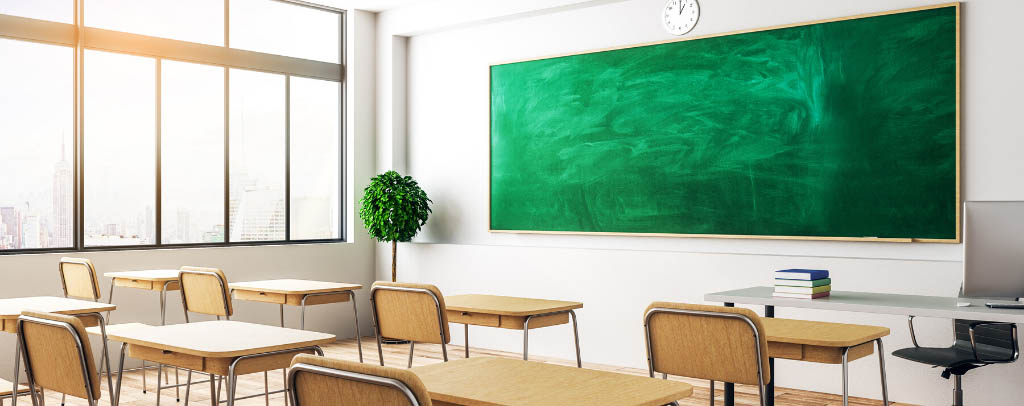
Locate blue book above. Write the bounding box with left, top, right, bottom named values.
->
left=775, top=269, right=829, bottom=280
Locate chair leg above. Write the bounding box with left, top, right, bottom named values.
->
left=407, top=342, right=415, bottom=368
left=709, top=380, right=715, bottom=406
left=842, top=347, right=850, bottom=406
left=875, top=339, right=889, bottom=405
left=953, top=375, right=963, bottom=406
left=464, top=323, right=470, bottom=358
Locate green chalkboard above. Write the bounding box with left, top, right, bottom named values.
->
left=490, top=5, right=959, bottom=242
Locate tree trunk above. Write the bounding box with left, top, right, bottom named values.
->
left=391, top=240, right=397, bottom=282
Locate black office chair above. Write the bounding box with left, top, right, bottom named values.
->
left=893, top=317, right=1018, bottom=406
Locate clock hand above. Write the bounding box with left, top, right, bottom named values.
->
left=679, top=2, right=685, bottom=15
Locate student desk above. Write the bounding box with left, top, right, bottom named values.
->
left=104, top=270, right=181, bottom=324
left=411, top=357, right=693, bottom=406
left=104, top=269, right=182, bottom=394
left=229, top=279, right=363, bottom=362
left=705, top=286, right=1024, bottom=406
left=444, top=294, right=582, bottom=367
left=0, top=296, right=116, bottom=406
left=105, top=321, right=334, bottom=406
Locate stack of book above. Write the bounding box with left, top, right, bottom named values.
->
left=774, top=269, right=831, bottom=299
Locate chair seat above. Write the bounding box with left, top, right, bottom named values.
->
left=893, top=343, right=1015, bottom=369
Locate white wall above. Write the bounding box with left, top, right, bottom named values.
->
left=377, top=0, right=1024, bottom=404
left=0, top=9, right=378, bottom=377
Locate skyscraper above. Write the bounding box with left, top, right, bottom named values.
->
left=51, top=139, right=73, bottom=247
left=0, top=207, right=21, bottom=249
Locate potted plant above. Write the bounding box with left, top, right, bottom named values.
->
left=359, top=170, right=432, bottom=282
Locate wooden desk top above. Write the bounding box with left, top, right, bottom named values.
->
left=100, top=321, right=335, bottom=357
left=104, top=269, right=181, bottom=281
left=763, top=318, right=890, bottom=347
left=229, top=279, right=362, bottom=295
left=445, top=294, right=582, bottom=317
left=412, top=357, right=692, bottom=406
left=0, top=296, right=116, bottom=320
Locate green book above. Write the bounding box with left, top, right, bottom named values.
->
left=774, top=285, right=831, bottom=295
left=775, top=278, right=831, bottom=288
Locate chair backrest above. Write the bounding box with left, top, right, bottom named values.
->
left=289, top=354, right=431, bottom=406
left=179, top=266, right=232, bottom=318
left=370, top=282, right=449, bottom=344
left=18, top=311, right=100, bottom=402
left=644, top=302, right=770, bottom=389
left=59, top=257, right=101, bottom=301
left=953, top=319, right=1019, bottom=361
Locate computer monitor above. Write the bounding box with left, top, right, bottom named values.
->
left=963, top=201, right=1024, bottom=299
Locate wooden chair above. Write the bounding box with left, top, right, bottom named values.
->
left=369, top=282, right=450, bottom=368
left=644, top=302, right=769, bottom=406
left=178, top=266, right=233, bottom=321
left=288, top=354, right=432, bottom=406
left=57, top=257, right=109, bottom=406
left=16, top=311, right=108, bottom=406
left=177, top=266, right=236, bottom=406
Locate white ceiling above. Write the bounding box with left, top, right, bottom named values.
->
left=312, top=0, right=429, bottom=12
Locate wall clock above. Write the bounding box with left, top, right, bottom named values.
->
left=663, top=0, right=700, bottom=36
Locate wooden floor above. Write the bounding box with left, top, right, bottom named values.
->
left=25, top=337, right=910, bottom=406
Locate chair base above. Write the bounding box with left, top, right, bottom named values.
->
left=381, top=338, right=412, bottom=345
left=952, top=374, right=963, bottom=406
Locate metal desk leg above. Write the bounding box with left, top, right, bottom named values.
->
left=115, top=343, right=128, bottom=406
left=464, top=323, right=470, bottom=358
left=209, top=374, right=217, bottom=406
left=348, top=291, right=363, bottom=363
left=523, top=315, right=532, bottom=361
left=279, top=304, right=289, bottom=406
left=569, top=310, right=582, bottom=368
left=11, top=334, right=21, bottom=406
left=876, top=338, right=889, bottom=405
left=765, top=305, right=775, bottom=406
left=723, top=302, right=734, bottom=406
left=842, top=347, right=850, bottom=406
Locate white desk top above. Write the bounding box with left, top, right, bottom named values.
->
left=100, top=321, right=335, bottom=357
left=705, top=286, right=1024, bottom=324
left=0, top=296, right=116, bottom=320
left=229, top=279, right=361, bottom=294
left=104, top=269, right=181, bottom=281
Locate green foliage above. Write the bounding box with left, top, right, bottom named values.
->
left=359, top=171, right=432, bottom=243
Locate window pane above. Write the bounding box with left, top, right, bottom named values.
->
left=85, top=0, right=224, bottom=46
left=0, top=39, right=73, bottom=250
left=162, top=60, right=225, bottom=244
left=230, top=0, right=340, bottom=63
left=84, top=50, right=156, bottom=246
left=229, top=69, right=285, bottom=242
left=0, top=0, right=72, bottom=23
left=290, top=77, right=339, bottom=240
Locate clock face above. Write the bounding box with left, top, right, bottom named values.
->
left=663, top=0, right=699, bottom=36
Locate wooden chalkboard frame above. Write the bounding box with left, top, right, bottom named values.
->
left=488, top=2, right=961, bottom=243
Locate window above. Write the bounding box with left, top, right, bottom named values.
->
left=85, top=0, right=224, bottom=46
left=230, top=0, right=340, bottom=63
left=290, top=76, right=340, bottom=240
left=84, top=50, right=157, bottom=246
left=229, top=69, right=286, bottom=242
left=0, top=0, right=345, bottom=253
left=0, top=39, right=74, bottom=250
left=161, top=60, right=225, bottom=244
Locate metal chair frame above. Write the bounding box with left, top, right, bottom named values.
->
left=906, top=315, right=1019, bottom=405
left=644, top=307, right=767, bottom=406
left=177, top=269, right=233, bottom=406
left=369, top=285, right=448, bottom=368
left=58, top=258, right=101, bottom=301
left=286, top=362, right=421, bottom=406
left=15, top=315, right=107, bottom=406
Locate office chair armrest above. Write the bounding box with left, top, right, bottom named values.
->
left=968, top=321, right=1019, bottom=363
left=907, top=316, right=921, bottom=348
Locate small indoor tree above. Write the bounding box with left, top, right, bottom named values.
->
left=359, top=170, right=432, bottom=282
